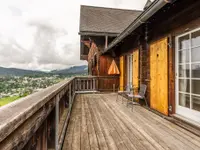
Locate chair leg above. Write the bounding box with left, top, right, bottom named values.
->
left=116, top=93, right=118, bottom=102
left=132, top=97, right=133, bottom=111
left=144, top=97, right=148, bottom=107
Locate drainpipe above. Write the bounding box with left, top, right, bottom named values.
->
left=104, top=0, right=174, bottom=53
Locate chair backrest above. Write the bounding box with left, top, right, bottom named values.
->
left=138, top=84, right=147, bottom=97
left=125, top=83, right=133, bottom=92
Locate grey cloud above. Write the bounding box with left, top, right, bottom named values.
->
left=29, top=20, right=79, bottom=66
left=0, top=38, right=33, bottom=64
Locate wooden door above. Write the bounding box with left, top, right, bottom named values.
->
left=133, top=49, right=139, bottom=89
left=150, top=38, right=168, bottom=115
left=119, top=56, right=124, bottom=91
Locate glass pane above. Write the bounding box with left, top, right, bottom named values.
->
left=179, top=79, right=190, bottom=93
left=191, top=47, right=200, bottom=62
left=191, top=80, right=200, bottom=95
left=179, top=93, right=190, bottom=108
left=179, top=50, right=189, bottom=63
left=192, top=30, right=200, bottom=47
left=192, top=95, right=200, bottom=112
left=179, top=35, right=190, bottom=50
left=191, top=64, right=200, bottom=78
left=179, top=64, right=190, bottom=77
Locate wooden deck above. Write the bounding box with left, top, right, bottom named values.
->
left=62, top=94, right=200, bottom=150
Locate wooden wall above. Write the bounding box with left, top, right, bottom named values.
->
left=112, top=0, right=200, bottom=115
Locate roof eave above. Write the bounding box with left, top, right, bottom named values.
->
left=103, top=0, right=173, bottom=53
left=79, top=31, right=119, bottom=37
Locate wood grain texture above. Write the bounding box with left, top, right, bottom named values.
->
left=133, top=49, right=139, bottom=89
left=120, top=56, right=125, bottom=91
left=150, top=37, right=168, bottom=115
left=63, top=93, right=200, bottom=150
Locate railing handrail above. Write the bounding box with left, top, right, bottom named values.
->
left=0, top=76, right=119, bottom=149
left=0, top=77, right=75, bottom=143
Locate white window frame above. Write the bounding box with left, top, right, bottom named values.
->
left=176, top=27, right=200, bottom=123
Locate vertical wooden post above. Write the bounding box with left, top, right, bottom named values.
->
left=105, top=35, right=108, bottom=49
left=73, top=79, right=75, bottom=93
left=69, top=83, right=72, bottom=109
left=42, top=120, right=48, bottom=150
left=113, top=84, right=115, bottom=92
left=93, top=78, right=96, bottom=91
left=55, top=95, right=59, bottom=150
left=79, top=79, right=81, bottom=91
left=87, top=79, right=89, bottom=90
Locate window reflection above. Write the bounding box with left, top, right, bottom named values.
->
left=192, top=64, right=200, bottom=78
left=192, top=95, right=200, bottom=111
left=191, top=47, right=200, bottom=63
left=179, top=50, right=189, bottom=63
left=192, top=30, right=200, bottom=47
left=179, top=35, right=189, bottom=50
left=179, top=79, right=190, bottom=93
left=179, top=64, right=190, bottom=77
left=179, top=93, right=190, bottom=108
left=192, top=80, right=200, bottom=95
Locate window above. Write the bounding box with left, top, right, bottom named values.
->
left=177, top=29, right=200, bottom=112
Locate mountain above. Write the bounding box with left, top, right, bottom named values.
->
left=0, top=65, right=88, bottom=76
left=0, top=67, right=45, bottom=76
left=51, top=65, right=88, bottom=75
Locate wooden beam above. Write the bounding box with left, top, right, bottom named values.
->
left=105, top=35, right=108, bottom=49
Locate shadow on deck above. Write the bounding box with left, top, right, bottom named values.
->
left=63, top=93, right=200, bottom=150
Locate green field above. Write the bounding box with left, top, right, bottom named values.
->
left=0, top=96, right=21, bottom=107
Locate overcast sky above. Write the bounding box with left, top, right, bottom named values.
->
left=0, top=0, right=148, bottom=71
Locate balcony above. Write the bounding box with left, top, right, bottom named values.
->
left=0, top=76, right=200, bottom=150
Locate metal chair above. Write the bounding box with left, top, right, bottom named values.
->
left=127, top=84, right=148, bottom=111
left=116, top=84, right=133, bottom=103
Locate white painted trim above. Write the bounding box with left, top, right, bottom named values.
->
left=175, top=27, right=200, bottom=123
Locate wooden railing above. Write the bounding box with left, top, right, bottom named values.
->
left=75, top=76, right=119, bottom=92
left=0, top=76, right=119, bottom=150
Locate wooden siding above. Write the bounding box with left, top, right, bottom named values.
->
left=133, top=49, right=139, bottom=89
left=99, top=55, right=113, bottom=76
left=120, top=56, right=125, bottom=91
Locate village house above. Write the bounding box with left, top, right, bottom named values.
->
left=79, top=0, right=200, bottom=123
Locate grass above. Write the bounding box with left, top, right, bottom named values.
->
left=0, top=96, right=21, bottom=107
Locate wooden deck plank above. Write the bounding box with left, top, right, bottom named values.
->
left=84, top=95, right=99, bottom=150
left=107, top=94, right=200, bottom=150
left=87, top=96, right=118, bottom=150
left=71, top=95, right=81, bottom=150
left=86, top=96, right=109, bottom=150
left=90, top=96, right=128, bottom=150
left=104, top=95, right=191, bottom=150
left=94, top=96, right=142, bottom=150
left=63, top=94, right=200, bottom=150
left=80, top=95, right=90, bottom=150
left=98, top=95, right=155, bottom=150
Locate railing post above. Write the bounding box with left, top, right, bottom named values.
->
left=87, top=79, right=89, bottom=90
left=93, top=78, right=96, bottom=91
left=55, top=95, right=59, bottom=150
left=69, top=83, right=72, bottom=109
left=79, top=79, right=81, bottom=91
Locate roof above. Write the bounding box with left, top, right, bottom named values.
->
left=104, top=0, right=169, bottom=53
left=79, top=5, right=142, bottom=35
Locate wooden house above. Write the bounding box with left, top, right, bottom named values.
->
left=80, top=0, right=200, bottom=123
left=79, top=5, right=141, bottom=76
